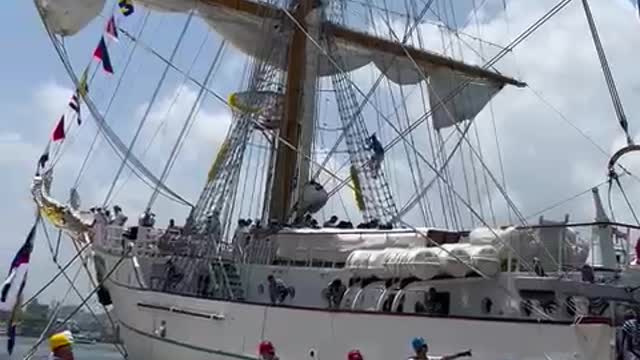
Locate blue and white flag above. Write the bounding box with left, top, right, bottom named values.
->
left=0, top=217, right=39, bottom=354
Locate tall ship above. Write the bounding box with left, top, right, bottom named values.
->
left=22, top=0, right=640, bottom=359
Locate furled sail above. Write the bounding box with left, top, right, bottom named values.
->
left=31, top=171, right=93, bottom=238
left=40, top=0, right=523, bottom=130
left=35, top=0, right=105, bottom=36
left=428, top=69, right=502, bottom=130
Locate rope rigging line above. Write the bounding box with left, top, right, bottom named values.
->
left=115, top=26, right=229, bottom=105
left=147, top=39, right=227, bottom=210
left=74, top=12, right=153, bottom=189
left=609, top=172, right=640, bottom=227
left=111, top=30, right=212, bottom=202
left=329, top=14, right=484, bottom=225
left=433, top=1, right=466, bottom=229
left=39, top=225, right=128, bottom=358
left=458, top=133, right=476, bottom=226
left=472, top=122, right=497, bottom=226
left=383, top=203, right=568, bottom=321
left=21, top=241, right=91, bottom=310
left=35, top=8, right=194, bottom=208
left=440, top=112, right=570, bottom=268
left=405, top=4, right=445, bottom=227
left=103, top=11, right=196, bottom=207
left=38, top=0, right=568, bottom=228
left=374, top=177, right=583, bottom=319
left=456, top=6, right=501, bottom=228
left=373, top=5, right=430, bottom=223
left=23, top=265, right=85, bottom=360
left=524, top=179, right=610, bottom=220
left=23, top=252, right=129, bottom=359
left=161, top=43, right=229, bottom=208
left=28, top=0, right=585, bottom=331
left=529, top=86, right=640, bottom=190
left=581, top=0, right=632, bottom=146
left=48, top=0, right=137, bottom=170
left=321, top=0, right=574, bottom=216
left=310, top=0, right=437, bottom=182
left=368, top=53, right=569, bottom=270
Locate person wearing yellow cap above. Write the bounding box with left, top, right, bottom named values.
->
left=48, top=331, right=74, bottom=360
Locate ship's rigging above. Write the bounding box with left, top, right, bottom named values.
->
left=40, top=0, right=532, bottom=233
left=27, top=0, right=590, bottom=300
left=14, top=2, right=640, bottom=355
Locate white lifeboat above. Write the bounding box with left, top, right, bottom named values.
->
left=468, top=226, right=539, bottom=260
left=346, top=250, right=374, bottom=277
left=347, top=248, right=440, bottom=280
left=346, top=245, right=500, bottom=280
left=467, top=244, right=500, bottom=276
left=399, top=247, right=440, bottom=280
left=435, top=244, right=472, bottom=278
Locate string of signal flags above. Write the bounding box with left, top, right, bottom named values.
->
left=49, top=0, right=135, bottom=144
left=3, top=3, right=136, bottom=354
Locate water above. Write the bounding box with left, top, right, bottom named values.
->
left=0, top=337, right=122, bottom=360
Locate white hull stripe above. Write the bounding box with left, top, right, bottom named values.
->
left=118, top=318, right=258, bottom=360
left=107, top=277, right=604, bottom=326
left=137, top=302, right=225, bottom=320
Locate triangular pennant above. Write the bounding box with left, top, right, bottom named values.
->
left=68, top=93, right=79, bottom=113
left=38, top=143, right=50, bottom=169
left=2, top=218, right=38, bottom=354
left=52, top=116, right=65, bottom=142
left=68, top=93, right=81, bottom=125
left=106, top=15, right=119, bottom=41
left=93, top=37, right=114, bottom=74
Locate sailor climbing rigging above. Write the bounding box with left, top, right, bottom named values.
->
left=365, top=133, right=385, bottom=178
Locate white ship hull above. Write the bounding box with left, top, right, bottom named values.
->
left=98, top=249, right=613, bottom=360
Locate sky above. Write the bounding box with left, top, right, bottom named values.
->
left=2, top=0, right=640, bottom=308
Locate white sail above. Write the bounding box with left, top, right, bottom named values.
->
left=428, top=69, right=502, bottom=130
left=35, top=0, right=105, bottom=36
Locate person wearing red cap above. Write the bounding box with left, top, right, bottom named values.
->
left=258, top=340, right=279, bottom=360
left=348, top=349, right=364, bottom=360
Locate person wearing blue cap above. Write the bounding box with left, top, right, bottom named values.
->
left=409, top=337, right=471, bottom=360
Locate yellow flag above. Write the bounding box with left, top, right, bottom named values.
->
left=350, top=166, right=365, bottom=211
left=77, top=67, right=89, bottom=98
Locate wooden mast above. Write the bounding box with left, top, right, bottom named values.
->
left=268, top=0, right=316, bottom=223
left=196, top=0, right=525, bottom=222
